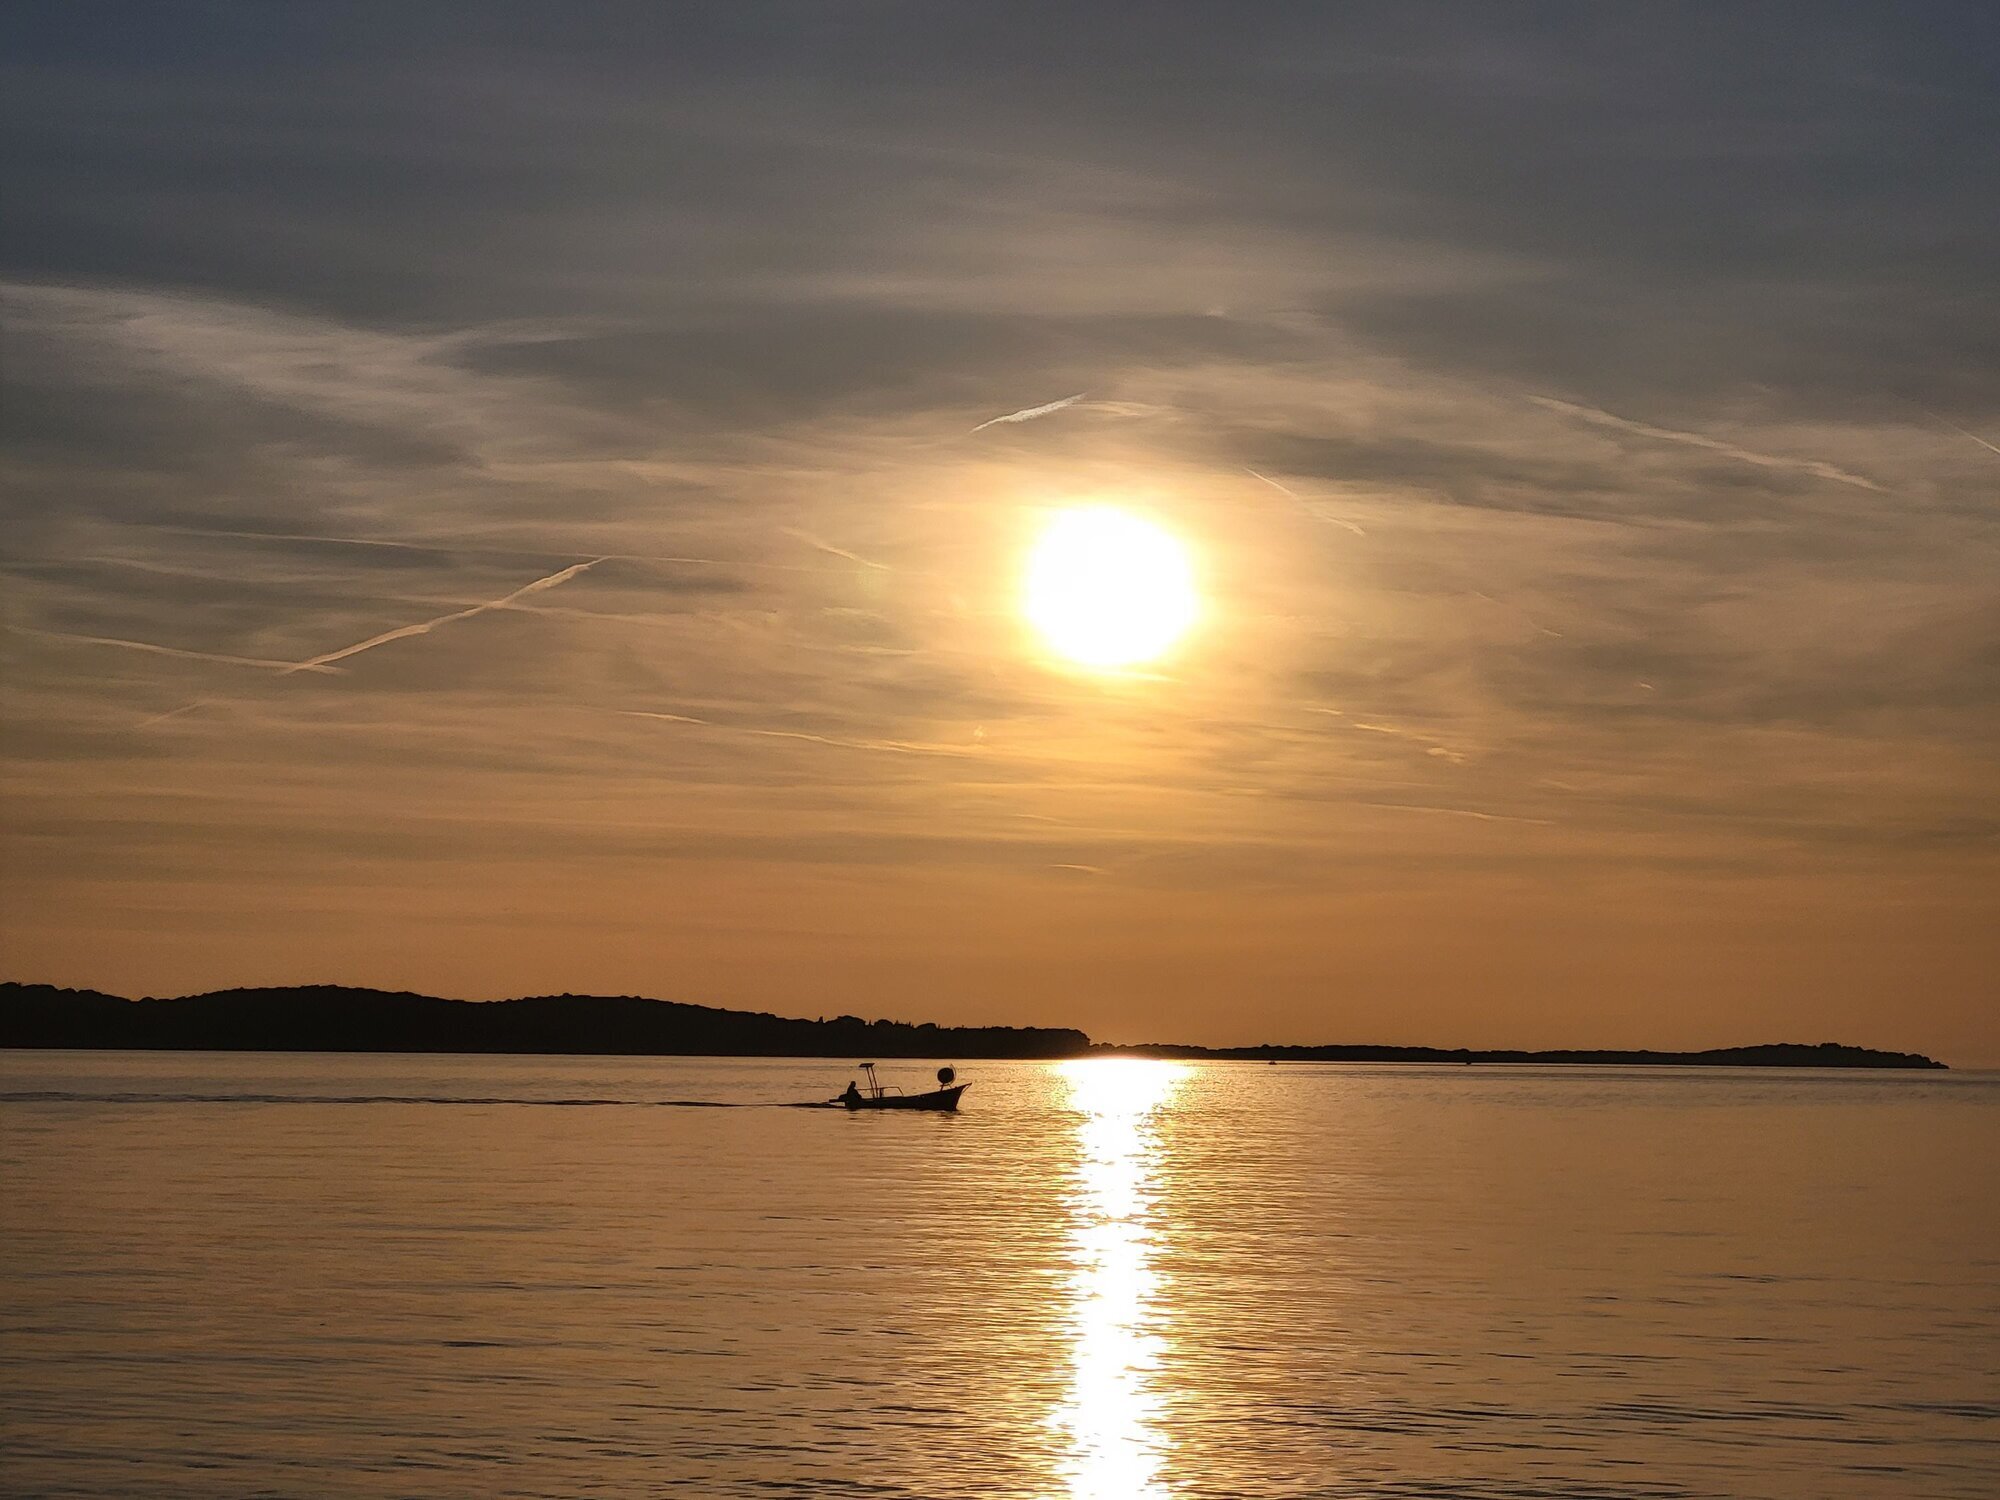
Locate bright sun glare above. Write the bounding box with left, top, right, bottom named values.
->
left=1024, top=508, right=1200, bottom=670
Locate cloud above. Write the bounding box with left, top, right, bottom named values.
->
left=2, top=7, right=1995, bottom=1051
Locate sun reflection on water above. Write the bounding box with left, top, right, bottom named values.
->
left=1053, top=1058, right=1185, bottom=1499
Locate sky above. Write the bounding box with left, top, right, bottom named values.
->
left=3, top=4, right=1995, bottom=1060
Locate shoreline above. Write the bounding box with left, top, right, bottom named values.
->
left=1, top=982, right=1948, bottom=1070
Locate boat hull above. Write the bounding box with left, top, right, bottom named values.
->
left=844, top=1084, right=967, bottom=1112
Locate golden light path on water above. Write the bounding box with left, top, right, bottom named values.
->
left=1052, top=1058, right=1187, bottom=1499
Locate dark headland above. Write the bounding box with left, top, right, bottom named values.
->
left=0, top=983, right=1946, bottom=1068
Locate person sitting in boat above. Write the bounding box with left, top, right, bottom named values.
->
left=840, top=1079, right=862, bottom=1107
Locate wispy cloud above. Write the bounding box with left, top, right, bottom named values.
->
left=4, top=0, right=1995, bottom=1057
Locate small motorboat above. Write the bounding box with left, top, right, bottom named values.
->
left=835, top=1062, right=968, bottom=1112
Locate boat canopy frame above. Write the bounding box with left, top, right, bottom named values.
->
left=855, top=1062, right=904, bottom=1099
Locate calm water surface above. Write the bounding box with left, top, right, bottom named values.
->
left=1, top=1053, right=1994, bottom=1498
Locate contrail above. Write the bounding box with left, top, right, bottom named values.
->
left=1361, top=801, right=1553, bottom=826
left=1243, top=468, right=1368, bottom=535
left=139, top=559, right=604, bottom=726
left=970, top=392, right=1087, bottom=433
left=620, top=709, right=713, bottom=727
left=1531, top=396, right=1886, bottom=493
left=148, top=526, right=491, bottom=557
left=138, top=697, right=222, bottom=729
left=6, top=626, right=342, bottom=674
left=782, top=528, right=890, bottom=571
left=1306, top=704, right=1466, bottom=764
left=617, top=709, right=979, bottom=758
left=741, top=726, right=978, bottom=757
left=141, top=524, right=842, bottom=575
left=1350, top=720, right=1468, bottom=764
left=287, top=559, right=603, bottom=672
left=1083, top=399, right=1173, bottom=420
left=1930, top=415, right=2000, bottom=460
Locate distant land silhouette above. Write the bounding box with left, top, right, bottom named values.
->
left=0, top=983, right=1946, bottom=1068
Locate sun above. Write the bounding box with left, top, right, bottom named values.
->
left=1024, top=507, right=1200, bottom=670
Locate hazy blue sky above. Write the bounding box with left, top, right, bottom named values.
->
left=4, top=4, right=1995, bottom=1058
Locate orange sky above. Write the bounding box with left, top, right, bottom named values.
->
left=3, top=9, right=1995, bottom=1062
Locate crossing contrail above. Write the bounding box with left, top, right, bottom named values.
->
left=139, top=559, right=604, bottom=726
left=286, top=559, right=603, bottom=673
left=7, top=625, right=342, bottom=674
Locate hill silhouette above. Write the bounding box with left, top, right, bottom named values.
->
left=0, top=983, right=1947, bottom=1067
left=1098, top=1040, right=1946, bottom=1069
left=0, top=983, right=1087, bottom=1058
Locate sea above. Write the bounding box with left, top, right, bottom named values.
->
left=1, top=1052, right=1994, bottom=1499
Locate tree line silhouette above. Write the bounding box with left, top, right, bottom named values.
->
left=0, top=983, right=1945, bottom=1067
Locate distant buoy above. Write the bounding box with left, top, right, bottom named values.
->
left=937, top=1066, right=956, bottom=1085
